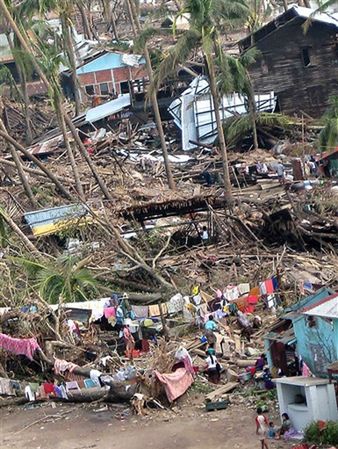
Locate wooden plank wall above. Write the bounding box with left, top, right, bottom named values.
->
left=245, top=19, right=338, bottom=118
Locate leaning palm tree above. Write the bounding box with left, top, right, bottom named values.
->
left=126, top=0, right=176, bottom=190
left=19, top=0, right=82, bottom=115
left=152, top=0, right=249, bottom=198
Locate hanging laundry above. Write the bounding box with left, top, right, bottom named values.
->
left=131, top=305, right=149, bottom=318
left=192, top=293, right=202, bottom=306
left=191, top=285, right=200, bottom=296
left=259, top=281, right=267, bottom=296
left=0, top=333, right=40, bottom=360
left=265, top=279, right=274, bottom=295
left=250, top=286, right=260, bottom=297
left=224, top=285, right=239, bottom=301
left=43, top=383, right=55, bottom=395
left=167, top=293, right=184, bottom=314
left=148, top=303, right=168, bottom=317
left=54, top=358, right=78, bottom=375
left=272, top=275, right=279, bottom=291
left=238, top=283, right=250, bottom=296
left=104, top=307, right=116, bottom=319
left=148, top=304, right=160, bottom=317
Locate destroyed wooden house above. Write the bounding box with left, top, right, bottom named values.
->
left=239, top=5, right=338, bottom=117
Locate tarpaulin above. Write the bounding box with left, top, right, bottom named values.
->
left=155, top=368, right=194, bottom=402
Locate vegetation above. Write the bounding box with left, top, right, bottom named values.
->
left=318, top=96, right=338, bottom=152
left=304, top=420, right=338, bottom=445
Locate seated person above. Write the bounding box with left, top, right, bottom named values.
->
left=276, top=413, right=292, bottom=439
left=204, top=315, right=218, bottom=332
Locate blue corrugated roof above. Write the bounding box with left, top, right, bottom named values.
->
left=24, top=204, right=89, bottom=228
left=76, top=52, right=145, bottom=75
left=287, top=287, right=334, bottom=312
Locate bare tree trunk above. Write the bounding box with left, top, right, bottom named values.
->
left=0, top=117, right=37, bottom=207
left=246, top=70, right=259, bottom=150
left=0, top=129, right=74, bottom=200
left=63, top=114, right=112, bottom=200
left=6, top=31, right=33, bottom=144
left=61, top=14, right=82, bottom=116
left=0, top=207, right=38, bottom=253
left=77, top=2, right=93, bottom=39
left=205, top=54, right=232, bottom=199
left=127, top=0, right=175, bottom=190
left=126, top=0, right=137, bottom=36
left=55, top=99, right=84, bottom=198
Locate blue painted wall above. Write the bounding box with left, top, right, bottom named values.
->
left=76, top=53, right=145, bottom=75
left=293, top=315, right=338, bottom=377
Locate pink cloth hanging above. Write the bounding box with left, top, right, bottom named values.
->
left=0, top=333, right=40, bottom=360
left=265, top=279, right=274, bottom=294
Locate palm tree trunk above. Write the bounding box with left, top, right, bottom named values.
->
left=63, top=114, right=112, bottom=200
left=126, top=0, right=137, bottom=36
left=0, top=0, right=111, bottom=200
left=6, top=31, right=33, bottom=144
left=246, top=70, right=258, bottom=150
left=205, top=54, right=232, bottom=198
left=0, top=207, right=38, bottom=253
left=0, top=128, right=74, bottom=200
left=0, top=117, right=37, bottom=207
left=127, top=0, right=175, bottom=190
left=55, top=98, right=84, bottom=198
left=61, top=14, right=82, bottom=116
left=77, top=2, right=92, bottom=39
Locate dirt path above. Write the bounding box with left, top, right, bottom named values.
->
left=1, top=403, right=291, bottom=449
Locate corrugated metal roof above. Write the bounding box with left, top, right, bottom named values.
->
left=303, top=293, right=338, bottom=319
left=24, top=204, right=91, bottom=236
left=85, top=94, right=131, bottom=123
left=293, top=5, right=338, bottom=27
left=76, top=52, right=145, bottom=75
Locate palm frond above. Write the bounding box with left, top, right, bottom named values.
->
left=239, top=46, right=261, bottom=68
left=318, top=96, right=338, bottom=151
left=133, top=26, right=165, bottom=53
left=151, top=28, right=200, bottom=93
left=224, top=112, right=291, bottom=147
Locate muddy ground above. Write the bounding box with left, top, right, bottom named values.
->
left=1, top=402, right=292, bottom=449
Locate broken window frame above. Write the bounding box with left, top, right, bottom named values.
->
left=301, top=47, right=312, bottom=68
left=120, top=81, right=130, bottom=94
left=100, top=83, right=109, bottom=95
left=85, top=84, right=95, bottom=95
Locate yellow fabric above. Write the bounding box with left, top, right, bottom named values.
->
left=191, top=286, right=200, bottom=296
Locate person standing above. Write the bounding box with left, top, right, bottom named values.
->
left=256, top=407, right=269, bottom=449
left=276, top=161, right=285, bottom=184
left=123, top=319, right=135, bottom=361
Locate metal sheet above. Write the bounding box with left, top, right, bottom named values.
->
left=85, top=94, right=131, bottom=123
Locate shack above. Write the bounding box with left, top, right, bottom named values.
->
left=239, top=6, right=338, bottom=117
left=264, top=287, right=338, bottom=377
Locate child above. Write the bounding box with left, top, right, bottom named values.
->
left=256, top=407, right=269, bottom=449
left=267, top=422, right=276, bottom=439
